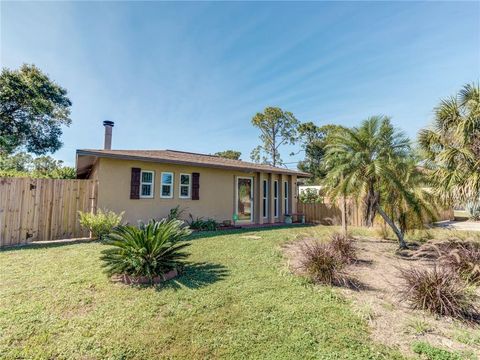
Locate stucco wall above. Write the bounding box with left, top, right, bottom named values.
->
left=95, top=157, right=296, bottom=225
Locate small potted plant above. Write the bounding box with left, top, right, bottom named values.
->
left=284, top=214, right=293, bottom=224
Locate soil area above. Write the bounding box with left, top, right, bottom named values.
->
left=284, top=236, right=480, bottom=358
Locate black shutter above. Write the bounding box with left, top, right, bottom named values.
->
left=192, top=172, right=200, bottom=200
left=130, top=167, right=141, bottom=199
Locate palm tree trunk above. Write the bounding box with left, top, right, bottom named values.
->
left=376, top=206, right=408, bottom=249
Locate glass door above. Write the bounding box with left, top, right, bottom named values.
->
left=236, top=177, right=253, bottom=222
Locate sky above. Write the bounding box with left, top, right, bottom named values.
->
left=1, top=1, right=479, bottom=168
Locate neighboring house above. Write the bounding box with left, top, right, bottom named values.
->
left=76, top=122, right=310, bottom=225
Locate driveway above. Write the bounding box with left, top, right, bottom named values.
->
left=434, top=220, right=480, bottom=232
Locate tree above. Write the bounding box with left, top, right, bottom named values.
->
left=250, top=107, right=299, bottom=166
left=0, top=151, right=33, bottom=172
left=0, top=151, right=75, bottom=179
left=214, top=150, right=242, bottom=160
left=32, top=155, right=65, bottom=176
left=0, top=64, right=72, bottom=155
left=322, top=116, right=430, bottom=249
left=297, top=123, right=344, bottom=183
left=418, top=83, right=480, bottom=205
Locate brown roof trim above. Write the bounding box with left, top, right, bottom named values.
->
left=76, top=149, right=311, bottom=177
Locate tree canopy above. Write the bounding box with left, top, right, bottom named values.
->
left=0, top=64, right=72, bottom=155
left=214, top=150, right=242, bottom=160
left=419, top=83, right=480, bottom=205
left=322, top=116, right=432, bottom=249
left=250, top=107, right=299, bottom=166
left=0, top=151, right=75, bottom=179
left=297, top=123, right=344, bottom=184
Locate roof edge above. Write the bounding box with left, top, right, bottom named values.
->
left=76, top=149, right=311, bottom=177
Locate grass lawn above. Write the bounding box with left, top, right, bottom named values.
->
left=0, top=225, right=407, bottom=359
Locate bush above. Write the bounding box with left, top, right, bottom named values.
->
left=298, top=241, right=355, bottom=287
left=465, top=200, right=480, bottom=221
left=167, top=206, right=186, bottom=221
left=398, top=266, right=477, bottom=319
left=329, top=233, right=357, bottom=264
left=101, top=219, right=192, bottom=280
left=299, top=188, right=322, bottom=204
left=188, top=215, right=218, bottom=231
left=78, top=209, right=124, bottom=240
left=439, top=242, right=480, bottom=285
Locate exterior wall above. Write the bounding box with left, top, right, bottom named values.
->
left=94, top=158, right=298, bottom=225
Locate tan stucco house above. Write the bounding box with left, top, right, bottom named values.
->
left=76, top=122, right=309, bottom=225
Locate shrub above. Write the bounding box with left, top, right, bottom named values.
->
left=329, top=233, right=357, bottom=264
left=101, top=219, right=192, bottom=280
left=299, top=188, right=322, bottom=204
left=465, top=200, right=480, bottom=221
left=298, top=241, right=354, bottom=287
left=78, top=209, right=124, bottom=240
left=398, top=266, right=477, bottom=319
left=188, top=215, right=218, bottom=231
left=167, top=206, right=186, bottom=221
left=439, top=242, right=480, bottom=285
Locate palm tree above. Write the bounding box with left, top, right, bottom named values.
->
left=419, top=83, right=480, bottom=206
left=322, top=116, right=429, bottom=249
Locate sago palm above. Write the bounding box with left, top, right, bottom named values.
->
left=419, top=83, right=480, bottom=205
left=101, top=219, right=192, bottom=280
left=322, top=116, right=429, bottom=249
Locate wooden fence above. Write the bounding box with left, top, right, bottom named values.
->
left=0, top=178, right=98, bottom=248
left=297, top=199, right=454, bottom=227
left=297, top=199, right=365, bottom=227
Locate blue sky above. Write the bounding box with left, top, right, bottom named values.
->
left=1, top=1, right=479, bottom=168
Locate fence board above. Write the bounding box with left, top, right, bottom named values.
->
left=0, top=178, right=98, bottom=247
left=297, top=198, right=453, bottom=227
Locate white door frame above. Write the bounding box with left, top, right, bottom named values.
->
left=236, top=176, right=254, bottom=223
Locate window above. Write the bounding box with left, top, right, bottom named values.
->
left=160, top=172, right=174, bottom=198
left=284, top=181, right=289, bottom=214
left=274, top=180, right=278, bottom=217
left=262, top=179, right=268, bottom=218
left=179, top=173, right=191, bottom=199
left=140, top=170, right=154, bottom=198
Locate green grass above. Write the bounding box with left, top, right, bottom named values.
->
left=411, top=342, right=464, bottom=360
left=0, top=226, right=406, bottom=359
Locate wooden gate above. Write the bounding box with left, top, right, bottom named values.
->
left=0, top=178, right=98, bottom=247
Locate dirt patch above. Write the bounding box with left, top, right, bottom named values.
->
left=284, top=237, right=480, bottom=358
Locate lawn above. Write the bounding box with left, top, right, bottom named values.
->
left=0, top=226, right=405, bottom=359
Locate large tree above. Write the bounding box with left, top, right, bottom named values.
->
left=322, top=116, right=431, bottom=249
left=297, top=123, right=344, bottom=183
left=0, top=64, right=72, bottom=155
left=0, top=151, right=75, bottom=179
left=418, top=83, right=480, bottom=205
left=250, top=107, right=299, bottom=166
left=214, top=150, right=242, bottom=160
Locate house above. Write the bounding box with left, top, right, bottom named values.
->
left=76, top=121, right=310, bottom=225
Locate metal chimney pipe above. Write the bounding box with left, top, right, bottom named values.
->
left=103, top=120, right=114, bottom=150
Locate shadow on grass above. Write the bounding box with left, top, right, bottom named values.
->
left=188, top=224, right=314, bottom=241
left=158, top=262, right=229, bottom=290
left=0, top=238, right=99, bottom=252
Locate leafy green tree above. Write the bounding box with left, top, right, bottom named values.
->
left=0, top=151, right=33, bottom=172
left=250, top=107, right=299, bottom=166
left=214, top=150, right=242, bottom=160
left=297, top=123, right=344, bottom=183
left=0, top=151, right=75, bottom=179
left=299, top=188, right=323, bottom=204
left=419, top=83, right=480, bottom=205
left=322, top=116, right=430, bottom=249
left=0, top=64, right=72, bottom=155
